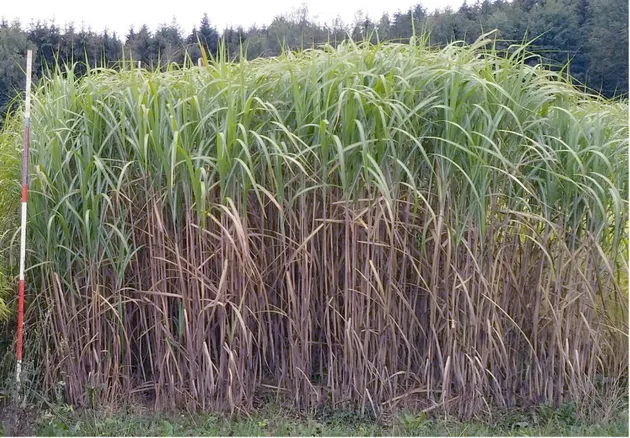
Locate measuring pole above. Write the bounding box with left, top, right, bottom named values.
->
left=16, top=49, right=32, bottom=385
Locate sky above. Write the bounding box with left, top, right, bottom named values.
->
left=1, top=0, right=465, bottom=37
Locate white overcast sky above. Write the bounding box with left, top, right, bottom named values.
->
left=1, top=0, right=465, bottom=37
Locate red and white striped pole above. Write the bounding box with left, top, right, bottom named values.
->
left=16, top=49, right=32, bottom=384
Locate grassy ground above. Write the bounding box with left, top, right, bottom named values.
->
left=1, top=401, right=627, bottom=436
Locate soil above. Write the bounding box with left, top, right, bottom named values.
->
left=0, top=398, right=39, bottom=436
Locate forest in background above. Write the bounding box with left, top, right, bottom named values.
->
left=0, top=0, right=627, bottom=121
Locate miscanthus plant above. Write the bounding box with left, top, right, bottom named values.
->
left=0, top=114, right=22, bottom=322
left=0, top=35, right=627, bottom=417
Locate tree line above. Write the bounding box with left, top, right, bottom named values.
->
left=0, top=0, right=627, bottom=121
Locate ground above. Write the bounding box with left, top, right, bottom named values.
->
left=1, top=400, right=628, bottom=436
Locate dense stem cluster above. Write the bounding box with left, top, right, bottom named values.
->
left=2, top=38, right=628, bottom=417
